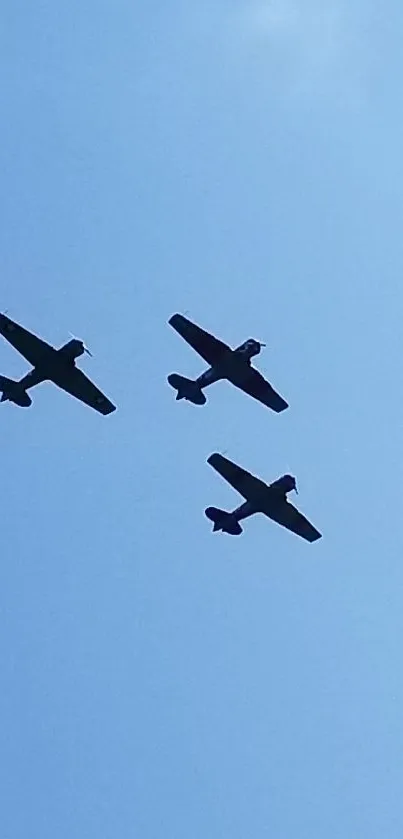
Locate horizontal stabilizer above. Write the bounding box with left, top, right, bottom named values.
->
left=205, top=507, right=243, bottom=535
left=167, top=374, right=206, bottom=405
left=0, top=376, right=32, bottom=407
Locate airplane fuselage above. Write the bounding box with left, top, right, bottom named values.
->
left=16, top=340, right=86, bottom=393
left=224, top=475, right=297, bottom=526
left=232, top=500, right=256, bottom=522
left=196, top=340, right=262, bottom=391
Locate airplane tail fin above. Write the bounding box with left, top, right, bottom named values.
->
left=205, top=507, right=243, bottom=535
left=167, top=374, right=206, bottom=405
left=0, top=376, right=32, bottom=407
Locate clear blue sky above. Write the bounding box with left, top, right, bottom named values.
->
left=1, top=1, right=402, bottom=836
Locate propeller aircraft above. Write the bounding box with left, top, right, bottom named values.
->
left=168, top=313, right=288, bottom=412
left=206, top=453, right=321, bottom=542
left=0, top=313, right=116, bottom=415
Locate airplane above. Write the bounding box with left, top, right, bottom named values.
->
left=167, top=313, right=288, bottom=412
left=0, top=313, right=116, bottom=415
left=205, top=453, right=322, bottom=542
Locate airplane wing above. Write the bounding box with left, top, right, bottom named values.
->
left=207, top=453, right=267, bottom=500
left=169, top=314, right=230, bottom=366
left=52, top=367, right=116, bottom=415
left=263, top=500, right=322, bottom=542
left=0, top=313, right=53, bottom=366
left=236, top=368, right=288, bottom=412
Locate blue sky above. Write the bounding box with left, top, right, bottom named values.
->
left=1, top=1, right=403, bottom=836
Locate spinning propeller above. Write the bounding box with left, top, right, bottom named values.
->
left=289, top=475, right=298, bottom=494
left=282, top=469, right=298, bottom=495
left=69, top=332, right=93, bottom=356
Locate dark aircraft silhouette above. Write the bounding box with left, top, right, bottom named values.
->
left=205, top=453, right=322, bottom=542
left=167, top=313, right=288, bottom=412
left=0, top=313, right=116, bottom=414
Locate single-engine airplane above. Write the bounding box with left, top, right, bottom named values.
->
left=0, top=313, right=116, bottom=415
left=167, top=313, right=288, bottom=412
left=205, top=453, right=321, bottom=542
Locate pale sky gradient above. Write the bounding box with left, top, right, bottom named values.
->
left=0, top=2, right=403, bottom=837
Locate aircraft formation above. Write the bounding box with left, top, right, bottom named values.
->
left=0, top=310, right=321, bottom=544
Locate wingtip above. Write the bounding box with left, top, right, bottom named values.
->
left=207, top=453, right=220, bottom=466
left=274, top=399, right=289, bottom=413
left=207, top=453, right=226, bottom=470
left=307, top=529, right=322, bottom=543
left=102, top=402, right=117, bottom=415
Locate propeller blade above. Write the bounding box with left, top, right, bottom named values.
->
left=69, top=332, right=93, bottom=357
